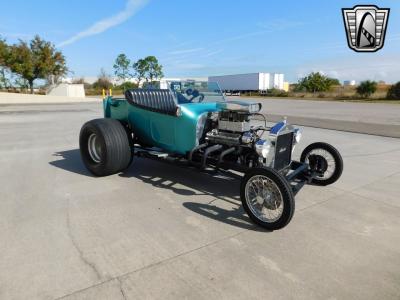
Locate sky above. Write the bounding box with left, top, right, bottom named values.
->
left=1, top=0, right=400, bottom=83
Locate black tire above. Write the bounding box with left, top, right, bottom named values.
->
left=241, top=167, right=295, bottom=231
left=79, top=118, right=133, bottom=176
left=300, top=142, right=343, bottom=186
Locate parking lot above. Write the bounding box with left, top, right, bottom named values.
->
left=1, top=102, right=400, bottom=299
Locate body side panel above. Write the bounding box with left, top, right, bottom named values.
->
left=104, top=97, right=220, bottom=154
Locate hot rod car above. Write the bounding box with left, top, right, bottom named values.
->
left=79, top=81, right=343, bottom=230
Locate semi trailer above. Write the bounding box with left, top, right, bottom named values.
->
left=208, top=73, right=285, bottom=94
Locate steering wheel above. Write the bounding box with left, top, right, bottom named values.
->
left=186, top=89, right=205, bottom=102
left=185, top=88, right=193, bottom=96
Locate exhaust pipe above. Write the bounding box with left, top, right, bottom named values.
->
left=217, top=147, right=236, bottom=166
left=201, top=144, right=223, bottom=169
left=189, top=143, right=208, bottom=162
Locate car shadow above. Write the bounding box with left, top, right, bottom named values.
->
left=49, top=149, right=265, bottom=231
left=49, top=149, right=94, bottom=177
left=120, top=158, right=266, bottom=231
left=182, top=202, right=267, bottom=231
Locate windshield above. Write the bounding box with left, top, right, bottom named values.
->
left=168, top=81, right=225, bottom=104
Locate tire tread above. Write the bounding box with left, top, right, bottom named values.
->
left=79, top=118, right=133, bottom=176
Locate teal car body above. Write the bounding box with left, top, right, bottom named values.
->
left=103, top=84, right=223, bottom=154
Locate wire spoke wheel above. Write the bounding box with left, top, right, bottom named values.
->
left=245, top=175, right=284, bottom=223
left=300, top=142, right=343, bottom=186
left=241, top=167, right=295, bottom=230
left=304, top=149, right=336, bottom=180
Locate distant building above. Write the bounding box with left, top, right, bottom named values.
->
left=343, top=80, right=356, bottom=86
left=283, top=82, right=290, bottom=92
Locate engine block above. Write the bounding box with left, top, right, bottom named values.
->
left=217, top=110, right=251, bottom=133
left=205, top=100, right=262, bottom=145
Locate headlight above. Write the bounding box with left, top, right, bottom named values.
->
left=294, top=128, right=302, bottom=144
left=195, top=113, right=207, bottom=145
left=255, top=139, right=271, bottom=158
left=241, top=132, right=253, bottom=144
left=249, top=103, right=262, bottom=113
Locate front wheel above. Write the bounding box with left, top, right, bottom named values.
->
left=79, top=118, right=133, bottom=176
left=300, top=142, right=343, bottom=186
left=241, top=167, right=295, bottom=231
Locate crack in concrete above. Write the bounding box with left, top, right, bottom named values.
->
left=53, top=230, right=246, bottom=300
left=207, top=198, right=218, bottom=205
left=296, top=190, right=348, bottom=213
left=66, top=198, right=102, bottom=281
left=349, top=170, right=400, bottom=192
left=349, top=191, right=400, bottom=209
left=117, top=278, right=127, bottom=300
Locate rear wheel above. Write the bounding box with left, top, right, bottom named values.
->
left=300, top=142, right=343, bottom=186
left=241, top=167, right=295, bottom=231
left=79, top=118, right=133, bottom=176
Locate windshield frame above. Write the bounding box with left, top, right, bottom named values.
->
left=168, top=80, right=226, bottom=104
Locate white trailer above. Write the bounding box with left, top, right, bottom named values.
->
left=208, top=73, right=285, bottom=93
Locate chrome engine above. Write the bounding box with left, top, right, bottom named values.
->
left=203, top=100, right=301, bottom=170
left=205, top=100, right=261, bottom=146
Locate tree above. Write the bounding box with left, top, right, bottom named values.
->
left=72, top=77, right=85, bottom=84
left=356, top=80, right=377, bottom=98
left=4, top=35, right=67, bottom=93
left=0, top=68, right=10, bottom=89
left=296, top=72, right=338, bottom=93
left=0, top=38, right=11, bottom=89
left=132, top=58, right=147, bottom=86
left=118, top=81, right=138, bottom=91
left=145, top=56, right=164, bottom=82
left=386, top=82, right=400, bottom=100
left=113, top=53, right=131, bottom=85
left=92, top=68, right=112, bottom=90
left=327, top=77, right=340, bottom=86
left=133, top=56, right=163, bottom=86
left=0, top=38, right=8, bottom=65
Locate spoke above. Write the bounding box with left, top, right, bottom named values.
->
left=249, top=184, right=257, bottom=195
left=245, top=175, right=284, bottom=223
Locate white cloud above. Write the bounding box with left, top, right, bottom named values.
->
left=57, top=0, right=149, bottom=47
left=203, top=49, right=224, bottom=57
left=214, top=18, right=305, bottom=45
left=163, top=59, right=204, bottom=69
left=257, top=19, right=305, bottom=31
left=167, top=48, right=204, bottom=55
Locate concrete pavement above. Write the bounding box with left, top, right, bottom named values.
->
left=0, top=102, right=399, bottom=299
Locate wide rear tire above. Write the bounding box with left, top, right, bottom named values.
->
left=241, top=167, right=295, bottom=231
left=79, top=118, right=133, bottom=176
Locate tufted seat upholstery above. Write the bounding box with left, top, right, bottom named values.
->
left=125, top=89, right=178, bottom=116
